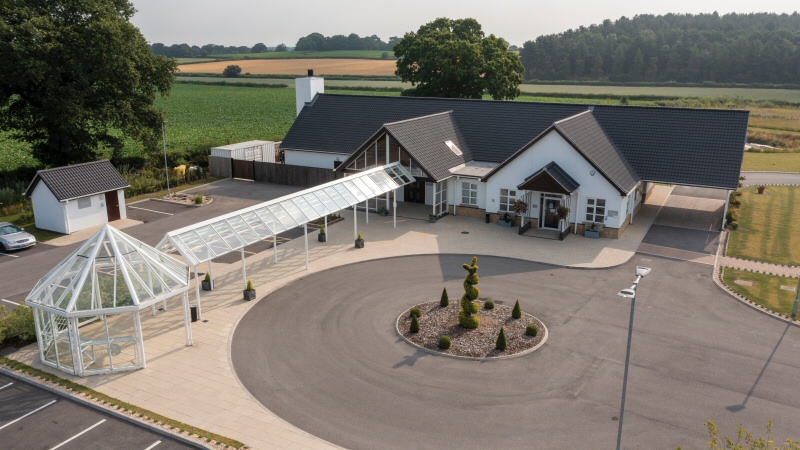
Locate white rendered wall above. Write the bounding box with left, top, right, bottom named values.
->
left=65, top=194, right=108, bottom=234
left=295, top=77, right=324, bottom=116
left=117, top=190, right=127, bottom=220
left=284, top=150, right=347, bottom=169
left=485, top=130, right=627, bottom=229
left=31, top=183, right=68, bottom=234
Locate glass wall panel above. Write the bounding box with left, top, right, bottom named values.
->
left=104, top=312, right=139, bottom=370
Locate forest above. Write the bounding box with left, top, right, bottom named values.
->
left=293, top=32, right=399, bottom=52
left=519, top=12, right=800, bottom=84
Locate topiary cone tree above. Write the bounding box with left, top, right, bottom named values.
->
left=458, top=256, right=481, bottom=329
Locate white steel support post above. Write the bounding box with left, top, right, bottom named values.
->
left=353, top=205, right=358, bottom=239
left=183, top=291, right=192, bottom=346
left=386, top=135, right=391, bottom=211
left=194, top=265, right=202, bottom=320
left=432, top=183, right=436, bottom=216
left=241, top=248, right=247, bottom=289
left=69, top=317, right=84, bottom=376
left=273, top=233, right=278, bottom=263
left=324, top=215, right=328, bottom=239
left=365, top=201, right=369, bottom=224
left=134, top=311, right=146, bottom=369
left=393, top=189, right=397, bottom=228
left=208, top=260, right=214, bottom=290
left=304, top=223, right=309, bottom=270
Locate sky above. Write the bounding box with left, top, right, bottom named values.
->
left=130, top=0, right=797, bottom=47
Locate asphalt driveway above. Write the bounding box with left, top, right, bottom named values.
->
left=231, top=254, right=800, bottom=449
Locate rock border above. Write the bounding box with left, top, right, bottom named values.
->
left=395, top=301, right=548, bottom=361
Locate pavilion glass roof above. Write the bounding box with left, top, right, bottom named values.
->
left=158, top=162, right=415, bottom=266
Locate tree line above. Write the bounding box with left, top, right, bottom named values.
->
left=519, top=12, right=800, bottom=84
left=150, top=42, right=289, bottom=58
left=294, top=32, right=400, bottom=52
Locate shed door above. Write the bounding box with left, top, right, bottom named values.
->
left=105, top=191, right=120, bottom=221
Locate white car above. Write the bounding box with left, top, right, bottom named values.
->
left=0, top=222, right=36, bottom=251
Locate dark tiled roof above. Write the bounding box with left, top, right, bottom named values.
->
left=282, top=94, right=749, bottom=190
left=382, top=112, right=471, bottom=181
left=553, top=111, right=638, bottom=193
left=25, top=160, right=129, bottom=201
left=518, top=161, right=580, bottom=194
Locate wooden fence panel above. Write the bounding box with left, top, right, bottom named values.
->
left=254, top=161, right=340, bottom=187
left=232, top=159, right=255, bottom=180
left=209, top=156, right=232, bottom=178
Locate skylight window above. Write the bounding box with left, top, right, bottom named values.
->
left=445, top=140, right=463, bottom=156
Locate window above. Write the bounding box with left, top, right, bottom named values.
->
left=586, top=198, right=606, bottom=223
left=77, top=197, right=91, bottom=209
left=461, top=181, right=477, bottom=205
left=499, top=189, right=517, bottom=212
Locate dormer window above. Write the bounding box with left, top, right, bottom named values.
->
left=445, top=140, right=462, bottom=156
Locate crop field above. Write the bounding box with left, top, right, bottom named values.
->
left=212, top=50, right=390, bottom=60
left=178, top=58, right=397, bottom=76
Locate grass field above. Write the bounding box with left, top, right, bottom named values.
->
left=178, top=50, right=390, bottom=62
left=742, top=152, right=800, bottom=172
left=722, top=268, right=798, bottom=317
left=727, top=186, right=800, bottom=266
left=178, top=58, right=397, bottom=76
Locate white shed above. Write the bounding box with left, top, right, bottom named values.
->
left=210, top=140, right=278, bottom=163
left=25, top=160, right=130, bottom=235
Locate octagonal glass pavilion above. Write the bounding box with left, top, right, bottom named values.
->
left=26, top=225, right=191, bottom=376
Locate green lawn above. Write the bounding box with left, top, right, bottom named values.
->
left=722, top=268, right=798, bottom=317
left=742, top=152, right=800, bottom=172
left=727, top=186, right=800, bottom=265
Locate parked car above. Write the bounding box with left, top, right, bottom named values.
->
left=0, top=222, right=36, bottom=251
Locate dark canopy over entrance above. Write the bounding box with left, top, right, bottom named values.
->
left=517, top=162, right=579, bottom=195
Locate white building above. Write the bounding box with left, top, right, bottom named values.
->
left=25, top=160, right=130, bottom=235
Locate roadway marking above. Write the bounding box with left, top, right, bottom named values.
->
left=128, top=206, right=174, bottom=216
left=1, top=298, right=20, bottom=306
left=0, top=382, right=12, bottom=391
left=0, top=252, right=19, bottom=258
left=49, top=419, right=106, bottom=449
left=0, top=399, right=57, bottom=430
left=144, top=441, right=162, bottom=450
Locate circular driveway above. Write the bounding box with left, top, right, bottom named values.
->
left=231, top=254, right=800, bottom=449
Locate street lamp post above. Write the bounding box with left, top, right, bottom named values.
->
left=162, top=121, right=171, bottom=196
left=615, top=266, right=651, bottom=450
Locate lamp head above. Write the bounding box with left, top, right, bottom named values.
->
left=618, top=288, right=635, bottom=298
left=636, top=266, right=651, bottom=277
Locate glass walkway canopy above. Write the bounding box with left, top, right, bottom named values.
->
left=157, top=162, right=414, bottom=266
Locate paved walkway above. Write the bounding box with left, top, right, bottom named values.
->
left=718, top=255, right=800, bottom=277
left=45, top=218, right=142, bottom=246
left=5, top=185, right=672, bottom=449
left=741, top=171, right=800, bottom=187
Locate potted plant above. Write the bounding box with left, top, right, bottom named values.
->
left=556, top=205, right=570, bottom=220
left=584, top=222, right=603, bottom=239
left=498, top=213, right=513, bottom=227
left=429, top=213, right=438, bottom=223
left=378, top=207, right=389, bottom=216
left=318, top=225, right=327, bottom=242
left=201, top=273, right=212, bottom=291
left=355, top=232, right=364, bottom=248
left=757, top=185, right=766, bottom=194
left=243, top=280, right=255, bottom=301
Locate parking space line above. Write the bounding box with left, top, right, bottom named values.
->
left=49, top=419, right=106, bottom=450
left=1, top=298, right=20, bottom=306
left=144, top=440, right=162, bottom=450
left=0, top=252, right=19, bottom=258
left=0, top=399, right=57, bottom=430
left=128, top=206, right=174, bottom=216
left=0, top=382, right=12, bottom=391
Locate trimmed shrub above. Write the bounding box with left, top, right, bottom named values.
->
left=438, top=335, right=451, bottom=349
left=484, top=300, right=495, bottom=310
left=440, top=287, right=449, bottom=307
left=194, top=194, right=203, bottom=204
left=409, top=307, right=422, bottom=318
left=730, top=221, right=740, bottom=230
left=0, top=304, right=36, bottom=344
left=512, top=300, right=522, bottom=319
left=458, top=310, right=480, bottom=329
left=526, top=324, right=539, bottom=337
left=410, top=315, right=420, bottom=333
left=246, top=280, right=254, bottom=291
left=496, top=327, right=507, bottom=351
left=204, top=273, right=211, bottom=282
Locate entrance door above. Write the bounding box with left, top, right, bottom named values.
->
left=541, top=197, right=561, bottom=229
left=105, top=191, right=120, bottom=221
left=404, top=179, right=426, bottom=203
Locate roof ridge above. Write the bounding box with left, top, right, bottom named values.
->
left=384, top=110, right=454, bottom=127
left=37, top=159, right=112, bottom=174
left=553, top=109, right=592, bottom=126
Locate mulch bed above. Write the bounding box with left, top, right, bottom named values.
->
left=161, top=193, right=211, bottom=205
left=397, top=299, right=546, bottom=358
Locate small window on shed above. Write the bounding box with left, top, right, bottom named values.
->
left=445, top=140, right=463, bottom=156
left=77, top=197, right=91, bottom=209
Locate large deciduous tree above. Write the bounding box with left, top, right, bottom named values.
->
left=393, top=18, right=523, bottom=100
left=0, top=0, right=177, bottom=166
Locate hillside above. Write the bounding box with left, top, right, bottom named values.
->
left=519, top=12, right=800, bottom=84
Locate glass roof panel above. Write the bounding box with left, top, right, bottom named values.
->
left=195, top=227, right=229, bottom=257
left=367, top=172, right=391, bottom=192
left=279, top=200, right=310, bottom=225
left=172, top=234, right=210, bottom=263
left=254, top=208, right=285, bottom=233
left=267, top=204, right=297, bottom=229
left=211, top=221, right=245, bottom=250
left=227, top=216, right=260, bottom=244
left=335, top=182, right=363, bottom=203
left=291, top=196, right=320, bottom=222
left=322, top=186, right=350, bottom=209
left=358, top=175, right=383, bottom=195
left=241, top=211, right=273, bottom=239
left=302, top=193, right=330, bottom=217
left=312, top=190, right=339, bottom=213
left=345, top=179, right=372, bottom=201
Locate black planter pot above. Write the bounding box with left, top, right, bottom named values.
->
left=355, top=238, right=365, bottom=248
left=379, top=211, right=388, bottom=217
left=318, top=233, right=327, bottom=242
left=243, top=289, right=256, bottom=301
left=201, top=280, right=212, bottom=291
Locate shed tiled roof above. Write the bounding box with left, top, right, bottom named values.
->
left=282, top=94, right=749, bottom=190
left=518, top=162, right=580, bottom=194
left=25, top=160, right=129, bottom=201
